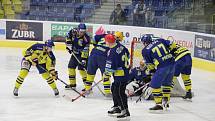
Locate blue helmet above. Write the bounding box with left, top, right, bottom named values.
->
left=141, top=34, right=152, bottom=44
left=45, top=39, right=55, bottom=48
left=78, top=23, right=86, bottom=31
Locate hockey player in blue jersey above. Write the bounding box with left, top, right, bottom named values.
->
left=13, top=40, right=59, bottom=96
left=141, top=35, right=175, bottom=110
left=169, top=43, right=193, bottom=99
left=103, top=34, right=130, bottom=118
left=65, top=23, right=91, bottom=89
left=84, top=30, right=112, bottom=96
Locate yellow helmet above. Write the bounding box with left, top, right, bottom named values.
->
left=114, top=31, right=124, bottom=41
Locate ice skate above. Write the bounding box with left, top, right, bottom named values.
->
left=182, top=89, right=192, bottom=101
left=53, top=88, right=59, bottom=97
left=65, top=84, right=76, bottom=90
left=108, top=106, right=121, bottom=116
left=117, top=109, right=130, bottom=119
left=13, top=87, right=19, bottom=97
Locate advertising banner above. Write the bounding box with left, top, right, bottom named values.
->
left=6, top=21, right=43, bottom=41
left=51, top=23, right=93, bottom=42
left=0, top=20, right=6, bottom=39
left=93, top=25, right=195, bottom=55
left=194, top=35, right=215, bottom=61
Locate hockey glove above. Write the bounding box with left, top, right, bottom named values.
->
left=81, top=59, right=87, bottom=67
left=50, top=70, right=58, bottom=80
left=126, top=81, right=140, bottom=96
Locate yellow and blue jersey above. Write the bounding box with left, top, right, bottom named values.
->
left=23, top=43, right=56, bottom=71
left=105, top=43, right=130, bottom=82
left=142, top=39, right=174, bottom=69
left=170, top=43, right=191, bottom=61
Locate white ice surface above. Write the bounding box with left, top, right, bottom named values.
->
left=0, top=47, right=215, bottom=121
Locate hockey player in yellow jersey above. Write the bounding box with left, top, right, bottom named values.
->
left=13, top=40, right=59, bottom=97
left=169, top=42, right=193, bottom=99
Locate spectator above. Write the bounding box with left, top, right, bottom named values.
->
left=145, top=7, right=155, bottom=27
left=133, top=0, right=146, bottom=26
left=109, top=4, right=127, bottom=25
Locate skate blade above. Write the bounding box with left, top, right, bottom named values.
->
left=117, top=116, right=131, bottom=121
left=183, top=98, right=192, bottom=102
left=148, top=109, right=168, bottom=114
left=108, top=113, right=121, bottom=117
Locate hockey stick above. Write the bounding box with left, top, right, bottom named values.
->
left=136, top=92, right=144, bottom=103
left=57, top=78, right=85, bottom=98
left=37, top=64, right=85, bottom=97
left=70, top=51, right=105, bottom=96
left=71, top=79, right=103, bottom=102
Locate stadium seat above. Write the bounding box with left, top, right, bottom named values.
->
left=4, top=8, right=15, bottom=19
left=11, top=0, right=23, bottom=13
left=0, top=8, right=4, bottom=19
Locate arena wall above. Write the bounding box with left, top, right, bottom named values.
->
left=0, top=19, right=214, bottom=72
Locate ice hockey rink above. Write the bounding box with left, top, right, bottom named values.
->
left=0, top=47, right=215, bottom=121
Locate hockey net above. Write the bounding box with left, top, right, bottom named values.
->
left=130, top=38, right=186, bottom=97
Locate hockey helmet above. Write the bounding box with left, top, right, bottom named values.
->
left=114, top=31, right=124, bottom=41
left=45, top=39, right=55, bottom=48
left=141, top=34, right=152, bottom=44
left=105, top=34, right=115, bottom=44
left=78, top=23, right=86, bottom=32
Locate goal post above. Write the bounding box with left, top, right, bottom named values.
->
left=129, top=37, right=186, bottom=97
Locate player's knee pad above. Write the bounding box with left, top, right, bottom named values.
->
left=21, top=60, right=31, bottom=71
left=68, top=68, right=76, bottom=76
left=181, top=74, right=190, bottom=81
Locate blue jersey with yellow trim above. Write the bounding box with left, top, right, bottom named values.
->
left=91, top=34, right=109, bottom=57
left=105, top=43, right=130, bottom=82
left=142, top=39, right=174, bottom=68
left=66, top=31, right=90, bottom=58
left=129, top=67, right=148, bottom=82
